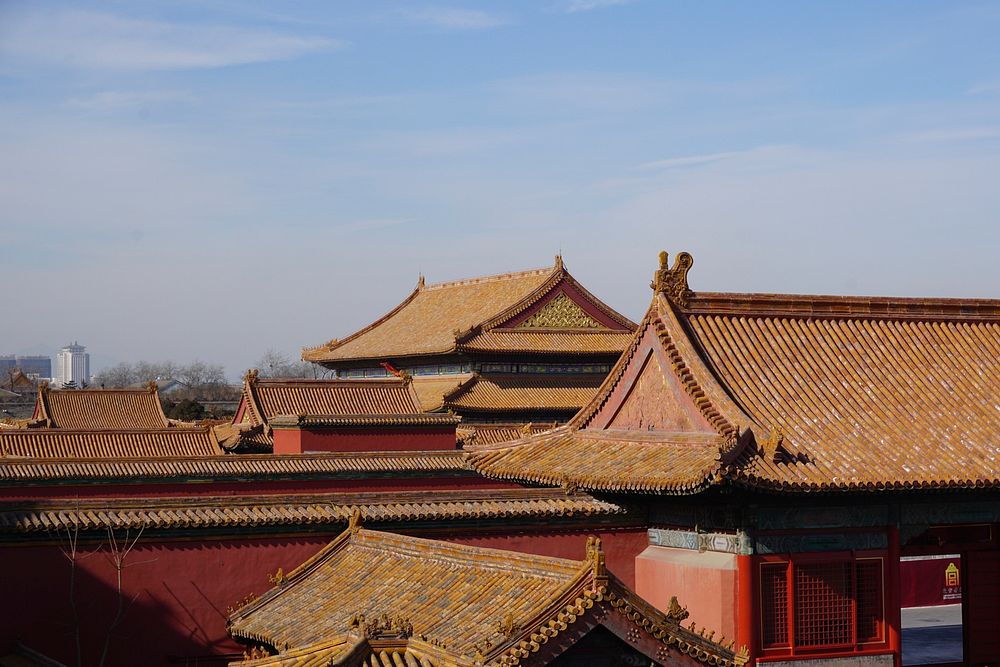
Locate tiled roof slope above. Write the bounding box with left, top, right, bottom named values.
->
left=456, top=423, right=558, bottom=447
left=443, top=373, right=605, bottom=413
left=33, top=384, right=169, bottom=429
left=686, top=300, right=1000, bottom=491
left=302, top=257, right=635, bottom=363
left=241, top=374, right=425, bottom=426
left=0, top=489, right=630, bottom=534
left=226, top=373, right=453, bottom=451
left=469, top=251, right=1000, bottom=493
left=229, top=525, right=744, bottom=667
left=0, top=450, right=467, bottom=484
left=410, top=374, right=473, bottom=411
left=0, top=428, right=222, bottom=459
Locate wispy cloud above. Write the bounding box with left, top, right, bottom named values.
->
left=904, top=126, right=1000, bottom=142
left=968, top=80, right=1000, bottom=95
left=399, top=7, right=511, bottom=30
left=66, top=90, right=196, bottom=112
left=0, top=9, right=342, bottom=71
left=636, top=150, right=748, bottom=171
left=558, top=0, right=637, bottom=13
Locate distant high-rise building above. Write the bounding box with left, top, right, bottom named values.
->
left=16, top=356, right=51, bottom=379
left=0, top=355, right=52, bottom=380
left=55, top=343, right=90, bottom=387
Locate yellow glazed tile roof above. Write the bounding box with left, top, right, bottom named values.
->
left=456, top=423, right=559, bottom=448
left=302, top=258, right=635, bottom=363
left=229, top=525, right=743, bottom=667
left=443, top=374, right=604, bottom=413
left=469, top=251, right=1000, bottom=494
left=410, top=374, right=474, bottom=412
left=0, top=450, right=469, bottom=483
left=242, top=374, right=425, bottom=426
left=0, top=428, right=223, bottom=459
left=33, top=384, right=169, bottom=430
left=0, top=488, right=630, bottom=534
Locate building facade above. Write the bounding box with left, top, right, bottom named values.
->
left=302, top=256, right=636, bottom=436
left=0, top=355, right=51, bottom=380
left=54, top=342, right=90, bottom=387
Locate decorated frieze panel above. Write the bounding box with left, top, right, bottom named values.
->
left=648, top=528, right=753, bottom=555
left=649, top=503, right=743, bottom=532
left=754, top=531, right=887, bottom=555
left=751, top=504, right=889, bottom=531
left=899, top=500, right=1000, bottom=527
left=515, top=293, right=606, bottom=329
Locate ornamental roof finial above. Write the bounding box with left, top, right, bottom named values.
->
left=417, top=274, right=425, bottom=289
left=348, top=507, right=362, bottom=534
left=554, top=254, right=564, bottom=271
left=650, top=250, right=694, bottom=307
left=586, top=536, right=607, bottom=588
left=244, top=368, right=259, bottom=384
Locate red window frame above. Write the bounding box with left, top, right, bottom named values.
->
left=758, top=551, right=888, bottom=657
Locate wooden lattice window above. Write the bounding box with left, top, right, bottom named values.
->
left=760, top=563, right=789, bottom=646
left=759, top=554, right=885, bottom=653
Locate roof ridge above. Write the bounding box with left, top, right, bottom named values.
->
left=684, top=290, right=1000, bottom=320
left=422, top=265, right=554, bottom=291
left=353, top=527, right=585, bottom=574
left=256, top=377, right=406, bottom=386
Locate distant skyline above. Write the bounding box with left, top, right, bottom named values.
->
left=2, top=1, right=999, bottom=380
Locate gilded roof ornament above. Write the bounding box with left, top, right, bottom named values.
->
left=244, top=369, right=259, bottom=384
left=417, top=274, right=425, bottom=289
left=665, top=596, right=689, bottom=622
left=268, top=567, right=285, bottom=586
left=146, top=380, right=158, bottom=393
left=351, top=612, right=413, bottom=639
left=650, top=250, right=694, bottom=307
left=496, top=612, right=519, bottom=638
left=554, top=254, right=564, bottom=271
left=759, top=426, right=786, bottom=463
left=347, top=508, right=363, bottom=534
left=585, top=536, right=607, bottom=588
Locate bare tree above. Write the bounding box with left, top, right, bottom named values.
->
left=58, top=521, right=153, bottom=667
left=256, top=349, right=324, bottom=379
left=98, top=525, right=148, bottom=667
left=58, top=521, right=94, bottom=667
left=93, top=362, right=136, bottom=388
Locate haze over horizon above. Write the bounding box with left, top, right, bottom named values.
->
left=2, top=1, right=999, bottom=380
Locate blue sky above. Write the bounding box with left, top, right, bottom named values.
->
left=2, top=1, right=999, bottom=378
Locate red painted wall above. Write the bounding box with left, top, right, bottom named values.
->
left=900, top=555, right=963, bottom=608
left=273, top=427, right=457, bottom=454
left=0, top=535, right=333, bottom=666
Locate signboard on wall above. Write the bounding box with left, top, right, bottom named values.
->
left=901, top=554, right=962, bottom=608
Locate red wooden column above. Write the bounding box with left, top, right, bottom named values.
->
left=736, top=554, right=758, bottom=664
left=886, top=525, right=902, bottom=667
